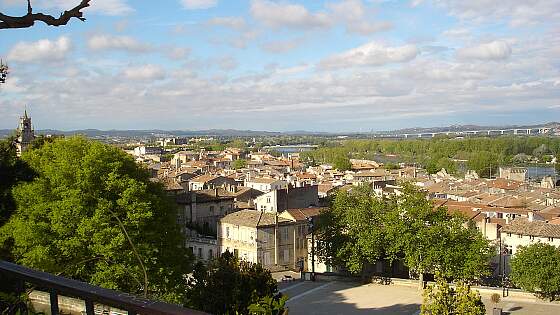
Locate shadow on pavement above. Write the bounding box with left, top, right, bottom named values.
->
left=287, top=281, right=421, bottom=315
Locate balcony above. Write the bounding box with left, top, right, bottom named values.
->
left=0, top=260, right=208, bottom=315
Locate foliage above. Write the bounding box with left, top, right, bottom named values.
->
left=0, top=138, right=36, bottom=228
left=333, top=154, right=352, bottom=171
left=185, top=251, right=280, bottom=315
left=316, top=184, right=494, bottom=282
left=247, top=295, right=288, bottom=315
left=420, top=273, right=485, bottom=315
left=490, top=293, right=501, bottom=305
left=229, top=139, right=247, bottom=149
left=0, top=291, right=45, bottom=315
left=301, top=137, right=560, bottom=178
left=233, top=159, right=248, bottom=169
left=0, top=137, right=191, bottom=303
left=510, top=243, right=560, bottom=301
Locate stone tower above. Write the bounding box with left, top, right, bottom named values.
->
left=15, top=110, right=35, bottom=156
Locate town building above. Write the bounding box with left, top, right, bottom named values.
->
left=245, top=177, right=288, bottom=192
left=254, top=185, right=319, bottom=213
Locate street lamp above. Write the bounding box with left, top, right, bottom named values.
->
left=307, top=217, right=315, bottom=281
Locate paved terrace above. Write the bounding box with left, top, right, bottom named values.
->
left=275, top=276, right=560, bottom=315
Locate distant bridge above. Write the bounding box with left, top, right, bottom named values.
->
left=373, top=128, right=552, bottom=139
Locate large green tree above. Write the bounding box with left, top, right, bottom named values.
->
left=185, top=251, right=280, bottom=314
left=384, top=185, right=494, bottom=284
left=510, top=243, right=560, bottom=301
left=0, top=137, right=191, bottom=303
left=316, top=184, right=493, bottom=283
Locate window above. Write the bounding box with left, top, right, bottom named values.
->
left=226, top=226, right=230, bottom=238
left=208, top=249, right=213, bottom=259
left=198, top=248, right=202, bottom=258
left=283, top=249, right=289, bottom=263
left=507, top=233, right=511, bottom=237
left=209, top=206, right=215, bottom=213
left=282, top=227, right=289, bottom=241
left=518, top=234, right=523, bottom=238
left=267, top=197, right=271, bottom=203
left=548, top=237, right=554, bottom=242
left=529, top=236, right=535, bottom=241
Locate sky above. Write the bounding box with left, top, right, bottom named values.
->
left=0, top=0, right=559, bottom=132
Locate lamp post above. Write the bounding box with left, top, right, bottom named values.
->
left=307, top=217, right=315, bottom=281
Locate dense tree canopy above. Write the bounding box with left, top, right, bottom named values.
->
left=0, top=137, right=191, bottom=302
left=185, top=251, right=280, bottom=315
left=510, top=243, right=560, bottom=301
left=316, top=184, right=494, bottom=283
left=0, top=138, right=35, bottom=227
left=301, top=137, right=560, bottom=177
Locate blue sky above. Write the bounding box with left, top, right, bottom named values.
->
left=0, top=0, right=559, bottom=131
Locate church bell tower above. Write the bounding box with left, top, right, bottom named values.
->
left=16, top=110, right=35, bottom=156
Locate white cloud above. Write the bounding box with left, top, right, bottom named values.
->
left=207, top=17, right=246, bottom=30
left=261, top=38, right=303, bottom=53
left=327, top=0, right=391, bottom=35
left=429, top=0, right=560, bottom=27
left=180, top=0, right=217, bottom=9
left=456, top=41, right=512, bottom=60
left=442, top=27, right=471, bottom=39
left=123, top=64, right=165, bottom=80
left=87, top=34, right=152, bottom=53
left=7, top=36, right=71, bottom=63
left=165, top=47, right=191, bottom=60
left=320, top=42, right=418, bottom=69
left=216, top=56, right=238, bottom=71
left=250, top=0, right=331, bottom=29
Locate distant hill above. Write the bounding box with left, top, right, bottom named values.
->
left=373, top=122, right=560, bottom=135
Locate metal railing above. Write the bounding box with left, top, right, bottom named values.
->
left=0, top=260, right=208, bottom=315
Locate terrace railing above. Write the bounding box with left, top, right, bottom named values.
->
left=0, top=260, right=208, bottom=315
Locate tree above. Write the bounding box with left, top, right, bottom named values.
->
left=316, top=184, right=494, bottom=285
left=0, top=0, right=90, bottom=29
left=0, top=137, right=191, bottom=303
left=0, top=138, right=35, bottom=228
left=384, top=185, right=491, bottom=285
left=316, top=185, right=387, bottom=276
left=510, top=243, right=560, bottom=301
left=421, top=273, right=486, bottom=315
left=333, top=154, right=351, bottom=171
left=185, top=251, right=280, bottom=315
left=233, top=158, right=248, bottom=170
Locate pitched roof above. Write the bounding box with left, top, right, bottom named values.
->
left=220, top=210, right=292, bottom=227
left=501, top=218, right=560, bottom=238
left=246, top=177, right=282, bottom=184
left=190, top=174, right=220, bottom=183
left=283, top=207, right=325, bottom=221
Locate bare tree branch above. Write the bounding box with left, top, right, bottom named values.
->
left=0, top=0, right=90, bottom=29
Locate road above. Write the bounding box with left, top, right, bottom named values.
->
left=279, top=280, right=560, bottom=315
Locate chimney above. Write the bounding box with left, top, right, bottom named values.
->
left=528, top=212, right=534, bottom=222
